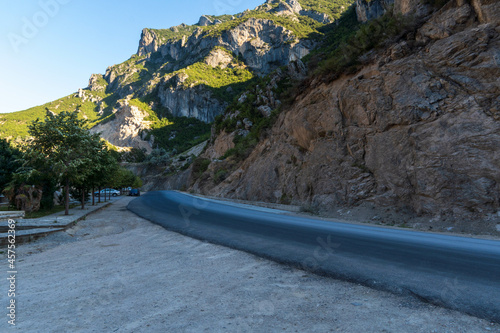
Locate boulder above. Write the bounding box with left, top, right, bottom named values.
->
left=198, top=15, right=213, bottom=26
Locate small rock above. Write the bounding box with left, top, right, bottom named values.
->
left=351, top=302, right=363, bottom=306
left=237, top=129, right=250, bottom=138
left=238, top=93, right=248, bottom=104
left=243, top=118, right=253, bottom=129
left=258, top=105, right=272, bottom=118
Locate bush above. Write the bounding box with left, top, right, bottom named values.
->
left=214, top=169, right=228, bottom=184
left=145, top=148, right=171, bottom=166
left=192, top=158, right=211, bottom=177
left=120, top=148, right=147, bottom=163
left=317, top=9, right=414, bottom=77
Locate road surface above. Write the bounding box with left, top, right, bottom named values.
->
left=128, top=191, right=500, bottom=323
left=2, top=197, right=498, bottom=332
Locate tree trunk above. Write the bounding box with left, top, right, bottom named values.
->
left=64, top=179, right=70, bottom=216
left=98, top=186, right=102, bottom=203
left=92, top=186, right=95, bottom=206
left=81, top=188, right=85, bottom=210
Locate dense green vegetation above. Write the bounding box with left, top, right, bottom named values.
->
left=212, top=72, right=292, bottom=162
left=0, top=95, right=98, bottom=141
left=129, top=96, right=211, bottom=155
left=0, top=76, right=119, bottom=142
left=148, top=25, right=199, bottom=44
left=147, top=117, right=211, bottom=154
left=0, top=139, right=21, bottom=191
left=3, top=111, right=142, bottom=214
left=315, top=9, right=415, bottom=78
left=167, top=48, right=255, bottom=102
left=298, top=0, right=354, bottom=20
left=302, top=6, right=360, bottom=66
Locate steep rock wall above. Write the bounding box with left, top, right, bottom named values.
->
left=138, top=19, right=311, bottom=76
left=157, top=83, right=228, bottom=122
left=198, top=0, right=500, bottom=219
left=356, top=0, right=395, bottom=22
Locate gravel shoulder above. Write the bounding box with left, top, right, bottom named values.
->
left=1, top=197, right=498, bottom=332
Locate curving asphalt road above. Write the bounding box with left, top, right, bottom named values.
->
left=128, top=191, right=500, bottom=323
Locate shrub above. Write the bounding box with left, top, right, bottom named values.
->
left=214, top=169, right=228, bottom=184
left=317, top=9, right=414, bottom=78
left=192, top=158, right=211, bottom=177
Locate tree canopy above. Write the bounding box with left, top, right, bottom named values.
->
left=0, top=138, right=21, bottom=191
left=24, top=111, right=115, bottom=214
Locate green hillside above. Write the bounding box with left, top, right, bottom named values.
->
left=0, top=0, right=356, bottom=151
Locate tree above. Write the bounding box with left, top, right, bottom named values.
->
left=84, top=146, right=118, bottom=205
left=0, top=139, right=22, bottom=191
left=110, top=167, right=143, bottom=192
left=24, top=111, right=105, bottom=215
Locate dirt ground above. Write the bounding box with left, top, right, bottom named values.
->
left=1, top=197, right=499, bottom=332
left=314, top=201, right=500, bottom=238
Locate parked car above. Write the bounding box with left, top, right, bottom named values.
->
left=94, top=188, right=121, bottom=197
left=128, top=189, right=141, bottom=196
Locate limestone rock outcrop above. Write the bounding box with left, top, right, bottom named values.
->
left=137, top=29, right=160, bottom=55
left=138, top=19, right=311, bottom=76
left=204, top=48, right=234, bottom=68
left=198, top=15, right=213, bottom=26
left=356, top=0, right=395, bottom=22
left=157, top=78, right=228, bottom=123
left=130, top=18, right=312, bottom=123
left=90, top=100, right=153, bottom=152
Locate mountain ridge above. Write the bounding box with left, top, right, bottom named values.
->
left=1, top=0, right=351, bottom=151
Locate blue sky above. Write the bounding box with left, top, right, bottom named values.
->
left=0, top=0, right=263, bottom=114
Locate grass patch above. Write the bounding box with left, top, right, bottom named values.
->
left=147, top=26, right=199, bottom=44
left=202, top=11, right=322, bottom=40
left=168, top=59, right=255, bottom=103
left=299, top=0, right=355, bottom=20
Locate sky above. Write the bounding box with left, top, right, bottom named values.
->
left=0, top=0, right=264, bottom=114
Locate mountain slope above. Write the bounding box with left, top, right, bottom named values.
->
left=1, top=0, right=354, bottom=153
left=189, top=0, right=500, bottom=230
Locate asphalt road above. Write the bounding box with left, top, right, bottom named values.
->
left=127, top=191, right=500, bottom=323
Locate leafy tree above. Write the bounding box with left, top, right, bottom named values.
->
left=24, top=111, right=106, bottom=215
left=0, top=138, right=21, bottom=191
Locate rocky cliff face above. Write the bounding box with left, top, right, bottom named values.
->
left=143, top=18, right=311, bottom=122
left=100, top=6, right=319, bottom=129
left=355, top=0, right=395, bottom=22
left=157, top=82, right=227, bottom=123
left=195, top=0, right=500, bottom=221
left=90, top=100, right=153, bottom=152
left=82, top=0, right=343, bottom=151
left=138, top=19, right=311, bottom=76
